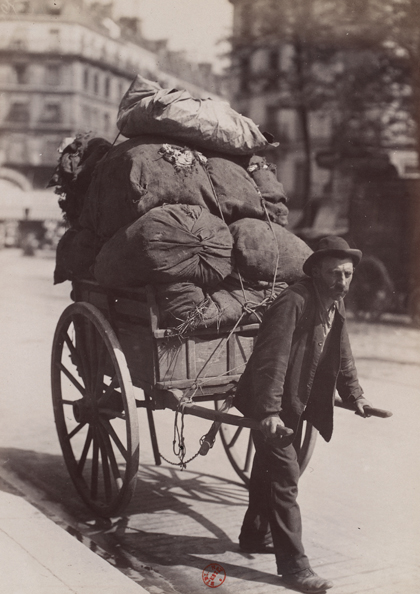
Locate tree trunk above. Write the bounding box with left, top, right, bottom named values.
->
left=294, top=38, right=312, bottom=220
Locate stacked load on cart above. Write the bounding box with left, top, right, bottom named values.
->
left=51, top=75, right=312, bottom=332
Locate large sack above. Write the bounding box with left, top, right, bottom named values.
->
left=229, top=219, right=312, bottom=283
left=79, top=136, right=214, bottom=240
left=54, top=228, right=99, bottom=284
left=117, top=75, right=275, bottom=155
left=204, top=157, right=265, bottom=223
left=94, top=204, right=233, bottom=288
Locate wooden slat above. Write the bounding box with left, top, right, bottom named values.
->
left=227, top=335, right=236, bottom=375
left=186, top=339, right=197, bottom=378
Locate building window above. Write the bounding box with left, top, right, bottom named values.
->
left=9, top=38, right=27, bottom=51
left=104, top=76, right=110, bottom=98
left=91, top=108, right=98, bottom=129
left=14, top=64, right=29, bottom=84
left=93, top=73, right=99, bottom=94
left=83, top=68, right=89, bottom=90
left=45, top=64, right=61, bottom=86
left=82, top=105, right=91, bottom=127
left=43, top=139, right=61, bottom=163
left=49, top=29, right=60, bottom=51
left=14, top=1, right=30, bottom=13
left=40, top=102, right=62, bottom=123
left=7, top=101, right=30, bottom=123
left=46, top=0, right=62, bottom=15
left=103, top=112, right=110, bottom=134
left=7, top=136, right=27, bottom=163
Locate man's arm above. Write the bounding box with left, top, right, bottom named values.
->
left=250, top=290, right=302, bottom=422
left=337, top=322, right=372, bottom=417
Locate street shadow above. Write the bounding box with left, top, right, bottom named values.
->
left=0, top=448, right=294, bottom=589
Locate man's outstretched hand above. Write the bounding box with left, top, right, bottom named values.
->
left=354, top=397, right=373, bottom=417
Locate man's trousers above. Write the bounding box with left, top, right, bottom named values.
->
left=239, top=429, right=311, bottom=575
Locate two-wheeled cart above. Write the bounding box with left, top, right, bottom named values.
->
left=51, top=279, right=391, bottom=517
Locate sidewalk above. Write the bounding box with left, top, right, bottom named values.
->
left=0, top=477, right=148, bottom=594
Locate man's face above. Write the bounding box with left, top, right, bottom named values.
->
left=313, top=256, right=354, bottom=302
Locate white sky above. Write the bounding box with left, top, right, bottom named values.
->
left=112, top=0, right=234, bottom=72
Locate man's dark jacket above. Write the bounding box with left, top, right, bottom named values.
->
left=234, top=278, right=364, bottom=442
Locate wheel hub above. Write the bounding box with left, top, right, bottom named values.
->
left=73, top=398, right=96, bottom=424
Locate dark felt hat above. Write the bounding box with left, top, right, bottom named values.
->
left=303, top=236, right=362, bottom=276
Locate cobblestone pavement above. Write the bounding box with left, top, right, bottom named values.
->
left=1, top=249, right=419, bottom=594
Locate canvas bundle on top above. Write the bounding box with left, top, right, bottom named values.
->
left=117, top=75, right=276, bottom=155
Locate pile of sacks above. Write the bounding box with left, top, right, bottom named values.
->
left=52, top=75, right=312, bottom=331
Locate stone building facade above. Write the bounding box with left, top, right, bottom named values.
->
left=0, top=0, right=223, bottom=196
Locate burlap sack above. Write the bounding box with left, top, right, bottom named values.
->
left=94, top=204, right=233, bottom=288
left=229, top=219, right=312, bottom=283
left=204, top=157, right=265, bottom=224
left=79, top=136, right=214, bottom=240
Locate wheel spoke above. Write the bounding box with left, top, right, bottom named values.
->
left=63, top=331, right=87, bottom=382
left=77, top=427, right=93, bottom=474
left=100, top=417, right=128, bottom=462
left=86, top=320, right=100, bottom=393
left=98, top=424, right=123, bottom=490
left=57, top=362, right=86, bottom=396
left=243, top=434, right=254, bottom=473
left=97, top=429, right=113, bottom=503
left=93, top=338, right=108, bottom=397
left=226, top=426, right=243, bottom=449
left=91, top=429, right=99, bottom=500
left=72, top=317, right=94, bottom=392
left=67, top=422, right=86, bottom=441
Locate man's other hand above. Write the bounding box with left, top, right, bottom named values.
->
left=260, top=414, right=286, bottom=439
left=354, top=397, right=373, bottom=417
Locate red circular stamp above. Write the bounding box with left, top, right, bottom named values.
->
left=202, top=563, right=226, bottom=588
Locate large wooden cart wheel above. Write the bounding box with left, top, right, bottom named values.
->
left=51, top=302, right=139, bottom=517
left=215, top=401, right=317, bottom=486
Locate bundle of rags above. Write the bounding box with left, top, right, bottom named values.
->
left=48, top=133, right=111, bottom=227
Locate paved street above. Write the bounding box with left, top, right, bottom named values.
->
left=0, top=247, right=419, bottom=594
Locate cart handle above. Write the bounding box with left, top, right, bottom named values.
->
left=334, top=398, right=393, bottom=418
